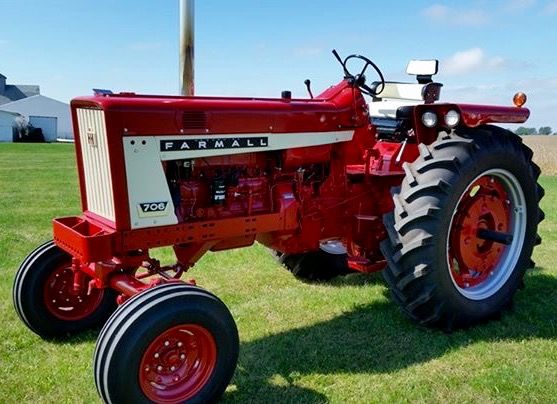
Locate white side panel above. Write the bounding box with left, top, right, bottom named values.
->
left=123, top=138, right=178, bottom=229
left=124, top=130, right=354, bottom=229
left=76, top=109, right=115, bottom=222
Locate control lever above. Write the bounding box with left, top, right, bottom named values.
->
left=332, top=49, right=351, bottom=78
left=304, top=79, right=314, bottom=99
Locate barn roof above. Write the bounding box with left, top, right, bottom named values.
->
left=0, top=73, right=40, bottom=105
left=0, top=109, right=23, bottom=117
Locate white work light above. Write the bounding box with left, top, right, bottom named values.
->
left=422, top=111, right=437, bottom=128
left=444, top=110, right=460, bottom=127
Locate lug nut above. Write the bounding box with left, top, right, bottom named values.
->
left=177, top=342, right=183, bottom=347
left=157, top=366, right=163, bottom=371
left=180, top=354, right=186, bottom=360
left=164, top=341, right=170, bottom=347
left=154, top=353, right=160, bottom=358
left=170, top=366, right=176, bottom=371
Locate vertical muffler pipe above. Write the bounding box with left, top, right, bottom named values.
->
left=179, top=0, right=194, bottom=96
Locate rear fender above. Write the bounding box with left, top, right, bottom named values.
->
left=412, top=103, right=530, bottom=144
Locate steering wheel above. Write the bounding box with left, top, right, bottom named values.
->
left=342, top=54, right=385, bottom=96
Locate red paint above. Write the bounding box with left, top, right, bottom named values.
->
left=43, top=262, right=105, bottom=321
left=53, top=216, right=114, bottom=263
left=71, top=81, right=363, bottom=137
left=448, top=175, right=511, bottom=288
left=367, top=141, right=419, bottom=176
left=457, top=104, right=530, bottom=127
left=282, top=144, right=332, bottom=169
left=139, top=324, right=217, bottom=402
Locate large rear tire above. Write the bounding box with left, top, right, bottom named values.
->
left=13, top=240, right=117, bottom=338
left=381, top=127, right=544, bottom=330
left=94, top=283, right=239, bottom=404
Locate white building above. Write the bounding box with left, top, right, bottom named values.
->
left=0, top=95, right=73, bottom=141
left=0, top=73, right=73, bottom=142
left=0, top=110, right=22, bottom=142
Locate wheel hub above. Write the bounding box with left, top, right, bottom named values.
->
left=139, top=324, right=217, bottom=402
left=43, top=264, right=104, bottom=321
left=447, top=170, right=526, bottom=299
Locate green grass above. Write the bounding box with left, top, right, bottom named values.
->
left=1, top=143, right=556, bottom=403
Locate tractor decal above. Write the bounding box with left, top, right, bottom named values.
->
left=161, top=136, right=269, bottom=151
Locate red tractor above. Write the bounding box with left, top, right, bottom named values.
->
left=13, top=51, right=543, bottom=403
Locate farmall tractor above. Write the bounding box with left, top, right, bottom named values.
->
left=13, top=51, right=543, bottom=403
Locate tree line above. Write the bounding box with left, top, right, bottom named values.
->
left=515, top=126, right=554, bottom=136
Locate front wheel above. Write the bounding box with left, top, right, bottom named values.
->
left=13, top=240, right=117, bottom=338
left=94, top=283, right=239, bottom=404
left=381, top=127, right=544, bottom=330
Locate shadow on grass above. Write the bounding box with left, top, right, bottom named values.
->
left=224, top=271, right=557, bottom=403
left=45, top=328, right=103, bottom=344
left=326, top=270, right=386, bottom=287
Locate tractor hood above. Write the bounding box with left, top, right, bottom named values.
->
left=70, top=80, right=368, bottom=136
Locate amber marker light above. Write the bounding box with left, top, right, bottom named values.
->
left=513, top=92, right=527, bottom=107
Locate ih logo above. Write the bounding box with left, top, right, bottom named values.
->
left=137, top=201, right=169, bottom=218
left=86, top=127, right=97, bottom=147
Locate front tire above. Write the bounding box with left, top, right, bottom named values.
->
left=381, top=127, right=544, bottom=330
left=94, top=283, right=239, bottom=404
left=13, top=240, right=117, bottom=338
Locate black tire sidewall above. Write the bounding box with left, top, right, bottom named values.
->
left=103, top=291, right=239, bottom=404
left=15, top=243, right=116, bottom=337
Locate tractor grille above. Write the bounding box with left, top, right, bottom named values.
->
left=183, top=111, right=208, bottom=130
left=76, top=108, right=115, bottom=222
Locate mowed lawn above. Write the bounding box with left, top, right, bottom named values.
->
left=0, top=143, right=556, bottom=403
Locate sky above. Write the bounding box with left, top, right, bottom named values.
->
left=0, top=0, right=556, bottom=129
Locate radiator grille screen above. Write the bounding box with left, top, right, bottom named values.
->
left=76, top=108, right=115, bottom=222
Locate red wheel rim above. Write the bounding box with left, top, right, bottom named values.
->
left=447, top=170, right=527, bottom=299
left=43, top=263, right=105, bottom=321
left=139, top=324, right=217, bottom=403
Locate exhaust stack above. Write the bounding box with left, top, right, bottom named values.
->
left=179, top=0, right=194, bottom=96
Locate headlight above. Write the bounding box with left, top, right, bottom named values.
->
left=444, top=110, right=460, bottom=127
left=421, top=111, right=437, bottom=128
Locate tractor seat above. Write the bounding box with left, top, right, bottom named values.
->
left=368, top=59, right=442, bottom=119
